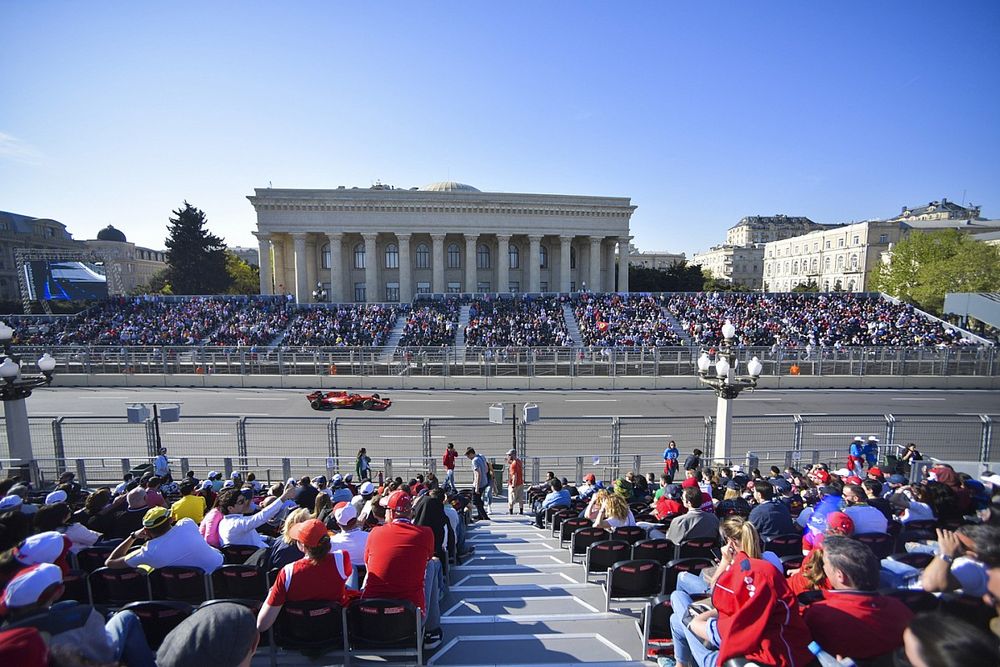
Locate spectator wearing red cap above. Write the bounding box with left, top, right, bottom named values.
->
left=787, top=512, right=854, bottom=596
left=803, top=536, right=912, bottom=661
left=362, top=490, right=443, bottom=650
left=256, top=519, right=352, bottom=633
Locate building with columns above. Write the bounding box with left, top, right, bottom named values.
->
left=248, top=181, right=635, bottom=303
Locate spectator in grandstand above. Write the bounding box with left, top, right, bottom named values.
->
left=143, top=476, right=166, bottom=508
left=860, top=478, right=893, bottom=520
left=654, top=483, right=686, bottom=519
left=109, top=486, right=151, bottom=539
left=442, top=442, right=457, bottom=492
left=662, top=441, right=680, bottom=483
left=802, top=536, right=912, bottom=661
left=0, top=626, right=47, bottom=666
left=351, top=480, right=376, bottom=515
left=313, top=494, right=335, bottom=530
left=104, top=505, right=222, bottom=572
left=506, top=449, right=525, bottom=515
left=930, top=464, right=973, bottom=516
left=465, top=447, right=491, bottom=521
left=670, top=516, right=812, bottom=667
left=113, top=472, right=134, bottom=496
left=362, top=490, right=443, bottom=650
left=413, top=488, right=452, bottom=578
left=157, top=602, right=260, bottom=667
left=283, top=304, right=400, bottom=347
left=533, top=478, right=570, bottom=528
left=256, top=518, right=353, bottom=633
left=5, top=486, right=37, bottom=516
left=748, top=481, right=796, bottom=540
left=848, top=436, right=865, bottom=472
left=683, top=448, right=703, bottom=472
left=901, top=442, right=924, bottom=465
left=72, top=488, right=115, bottom=536
left=329, top=475, right=353, bottom=504
left=356, top=447, right=372, bottom=481
left=292, top=475, right=319, bottom=510
left=574, top=293, right=681, bottom=347
left=0, top=562, right=156, bottom=665
left=247, top=508, right=310, bottom=572
left=153, top=447, right=170, bottom=481
left=786, top=512, right=854, bottom=596
left=841, top=483, right=889, bottom=534
left=919, top=525, right=994, bottom=598
left=218, top=484, right=296, bottom=549
left=903, top=612, right=1000, bottom=667
left=170, top=479, right=206, bottom=524
left=889, top=485, right=936, bottom=524
left=31, top=503, right=101, bottom=554
left=592, top=492, right=636, bottom=530
left=397, top=300, right=459, bottom=347
left=329, top=503, right=368, bottom=586
left=665, top=487, right=720, bottom=545
left=464, top=296, right=570, bottom=348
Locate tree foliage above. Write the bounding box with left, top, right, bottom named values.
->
left=225, top=252, right=260, bottom=295
left=164, top=202, right=230, bottom=295
left=792, top=280, right=820, bottom=293
left=871, top=229, right=1000, bottom=314
left=628, top=263, right=705, bottom=292
left=131, top=268, right=172, bottom=295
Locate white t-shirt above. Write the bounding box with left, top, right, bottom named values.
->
left=125, top=518, right=224, bottom=573
left=901, top=502, right=935, bottom=523
left=950, top=557, right=988, bottom=596
left=329, top=528, right=369, bottom=565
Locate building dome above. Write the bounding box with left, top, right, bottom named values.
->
left=97, top=225, right=127, bottom=243
left=421, top=181, right=480, bottom=192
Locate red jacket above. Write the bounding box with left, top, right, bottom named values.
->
left=712, top=552, right=814, bottom=667
left=803, top=591, right=913, bottom=660
left=442, top=449, right=457, bottom=471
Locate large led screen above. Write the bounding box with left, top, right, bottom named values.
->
left=22, top=260, right=108, bottom=301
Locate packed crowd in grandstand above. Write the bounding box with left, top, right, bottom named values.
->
left=463, top=296, right=571, bottom=348
left=0, top=439, right=997, bottom=664
left=4, top=292, right=978, bottom=350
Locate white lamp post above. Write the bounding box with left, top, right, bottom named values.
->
left=0, top=322, right=57, bottom=485
left=695, top=320, right=762, bottom=464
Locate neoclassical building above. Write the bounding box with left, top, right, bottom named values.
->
left=248, top=181, right=635, bottom=303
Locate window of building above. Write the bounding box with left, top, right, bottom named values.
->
left=838, top=238, right=845, bottom=247
left=354, top=282, right=366, bottom=302
left=384, top=243, right=399, bottom=269
left=353, top=244, right=366, bottom=269
left=385, top=282, right=400, bottom=302
left=446, top=282, right=461, bottom=294
left=539, top=245, right=548, bottom=268
left=477, top=243, right=490, bottom=269
left=847, top=279, right=856, bottom=291
left=415, top=244, right=429, bottom=269
left=852, top=235, right=859, bottom=245
left=570, top=247, right=576, bottom=269
left=825, top=240, right=831, bottom=249
left=508, top=281, right=519, bottom=292
left=811, top=258, right=818, bottom=273
left=571, top=281, right=576, bottom=291
left=879, top=234, right=888, bottom=243
left=792, top=261, right=799, bottom=274
left=321, top=244, right=331, bottom=269
left=508, top=244, right=519, bottom=269
left=44, top=227, right=55, bottom=238
left=539, top=281, right=548, bottom=291
left=476, top=281, right=491, bottom=293
left=416, top=282, right=431, bottom=294
left=836, top=255, right=844, bottom=269
left=850, top=254, right=859, bottom=269
left=813, top=243, right=818, bottom=251
left=447, top=243, right=461, bottom=268
left=824, top=257, right=831, bottom=270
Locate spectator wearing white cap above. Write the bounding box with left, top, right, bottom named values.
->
left=0, top=495, right=23, bottom=513
left=0, top=563, right=157, bottom=666
left=0, top=532, right=73, bottom=589
left=329, top=502, right=368, bottom=588
left=330, top=474, right=353, bottom=504
left=5, top=486, right=37, bottom=515
left=351, top=481, right=376, bottom=515
left=208, top=471, right=224, bottom=492
left=44, top=490, right=67, bottom=506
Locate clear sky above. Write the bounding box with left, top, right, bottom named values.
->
left=2, top=1, right=998, bottom=257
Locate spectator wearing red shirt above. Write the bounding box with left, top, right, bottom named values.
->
left=362, top=490, right=443, bottom=650
left=803, top=536, right=912, bottom=661
left=442, top=443, right=457, bottom=492
left=506, top=449, right=524, bottom=515
left=256, top=519, right=352, bottom=633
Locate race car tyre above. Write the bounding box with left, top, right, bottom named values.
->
left=311, top=399, right=323, bottom=410
left=372, top=393, right=380, bottom=399
left=362, top=399, right=374, bottom=410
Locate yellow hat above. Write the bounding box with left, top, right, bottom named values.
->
left=142, top=506, right=171, bottom=529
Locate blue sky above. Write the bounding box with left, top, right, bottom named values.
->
left=2, top=1, right=998, bottom=257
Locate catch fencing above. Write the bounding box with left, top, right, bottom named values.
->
left=2, top=412, right=995, bottom=488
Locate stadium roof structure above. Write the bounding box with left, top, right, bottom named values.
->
left=943, top=292, right=1000, bottom=332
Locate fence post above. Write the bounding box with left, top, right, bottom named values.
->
left=422, top=419, right=432, bottom=459
left=145, top=420, right=157, bottom=459
left=121, top=458, right=131, bottom=477
left=793, top=415, right=803, bottom=455
left=52, top=418, right=66, bottom=475
left=610, top=417, right=621, bottom=481
left=981, top=415, right=992, bottom=464
left=281, top=458, right=291, bottom=481
left=704, top=416, right=715, bottom=459
left=75, top=458, right=87, bottom=487
left=236, top=418, right=248, bottom=471
left=531, top=457, right=540, bottom=486
left=223, top=457, right=233, bottom=478
left=518, top=420, right=527, bottom=460
left=885, top=414, right=896, bottom=447
left=575, top=456, right=584, bottom=484
left=385, top=458, right=393, bottom=480
left=632, top=454, right=641, bottom=475
left=180, top=457, right=190, bottom=478
left=331, top=418, right=339, bottom=459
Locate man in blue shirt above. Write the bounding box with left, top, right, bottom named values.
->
left=533, top=478, right=570, bottom=528
left=748, top=481, right=796, bottom=540
left=662, top=441, right=680, bottom=483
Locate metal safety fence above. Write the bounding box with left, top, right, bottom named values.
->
left=2, top=412, right=996, bottom=487
left=10, top=344, right=1000, bottom=378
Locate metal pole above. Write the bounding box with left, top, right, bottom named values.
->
left=153, top=403, right=163, bottom=451
left=3, top=398, right=35, bottom=485
left=714, top=393, right=733, bottom=465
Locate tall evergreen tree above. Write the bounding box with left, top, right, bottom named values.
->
left=164, top=202, right=230, bottom=294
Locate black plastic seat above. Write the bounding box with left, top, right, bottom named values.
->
left=611, top=525, right=648, bottom=546
left=149, top=566, right=211, bottom=604
left=779, top=554, right=804, bottom=575
left=345, top=598, right=422, bottom=665
left=883, top=589, right=939, bottom=614
left=675, top=537, right=717, bottom=560
left=212, top=564, right=268, bottom=601
left=75, top=546, right=115, bottom=573
left=584, top=539, right=632, bottom=580
left=559, top=517, right=592, bottom=548
left=764, top=533, right=802, bottom=558
left=61, top=569, right=89, bottom=603
left=87, top=567, right=151, bottom=607
left=854, top=532, right=894, bottom=559
left=549, top=508, right=577, bottom=537
left=632, top=538, right=675, bottom=566
left=639, top=594, right=675, bottom=660
left=605, top=559, right=663, bottom=611
left=570, top=527, right=610, bottom=563
left=274, top=600, right=346, bottom=657
left=661, top=557, right=713, bottom=596
left=119, top=600, right=193, bottom=650
left=221, top=544, right=260, bottom=565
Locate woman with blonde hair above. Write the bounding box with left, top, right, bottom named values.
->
left=248, top=507, right=311, bottom=572
left=313, top=493, right=335, bottom=530
left=593, top=491, right=636, bottom=529
left=583, top=488, right=608, bottom=522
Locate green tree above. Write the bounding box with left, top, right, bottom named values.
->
left=871, top=229, right=1000, bottom=314
left=627, top=262, right=706, bottom=292
left=225, top=252, right=260, bottom=294
left=164, top=202, right=230, bottom=294
left=131, top=268, right=172, bottom=295
left=792, top=280, right=820, bottom=293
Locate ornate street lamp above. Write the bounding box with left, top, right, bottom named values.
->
left=0, top=321, right=57, bottom=484
left=311, top=282, right=328, bottom=303
left=695, top=320, right=763, bottom=463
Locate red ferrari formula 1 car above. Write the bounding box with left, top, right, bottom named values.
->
left=306, top=390, right=392, bottom=411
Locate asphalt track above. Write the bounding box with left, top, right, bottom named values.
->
left=25, top=386, right=1000, bottom=419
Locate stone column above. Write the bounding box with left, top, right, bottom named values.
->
left=255, top=234, right=272, bottom=295
left=589, top=237, right=602, bottom=293
left=496, top=235, right=510, bottom=293
left=272, top=236, right=286, bottom=294
left=397, top=233, right=412, bottom=303
left=305, top=239, right=317, bottom=298
left=528, top=235, right=542, bottom=293
left=431, top=234, right=446, bottom=294
left=291, top=233, right=308, bottom=303
left=363, top=233, right=378, bottom=302
left=618, top=236, right=631, bottom=293
left=326, top=233, right=343, bottom=303
left=465, top=234, right=478, bottom=293
left=603, top=240, right=616, bottom=292
left=560, top=236, right=572, bottom=293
